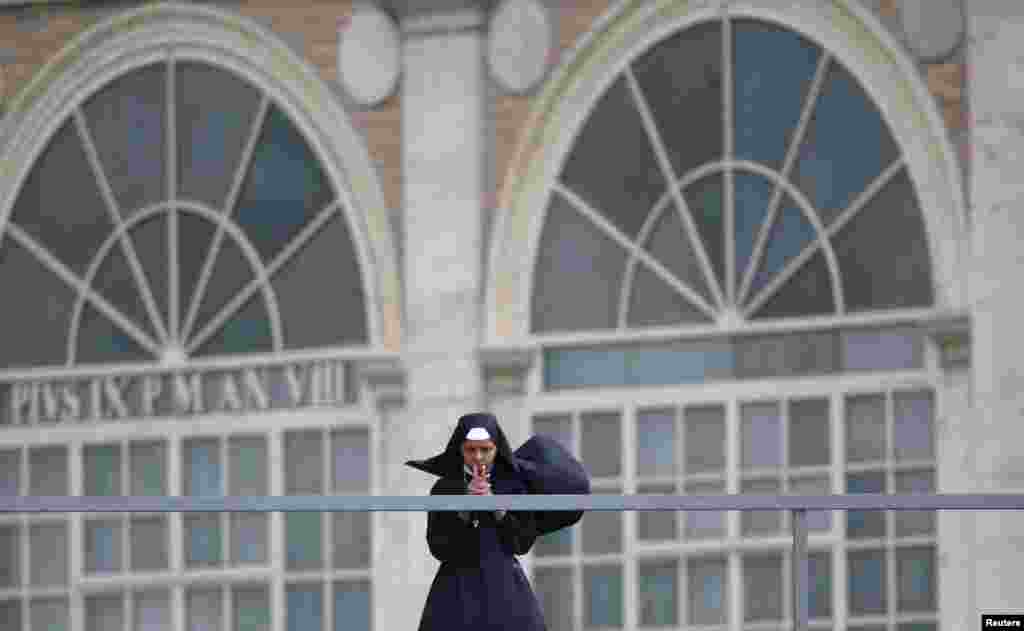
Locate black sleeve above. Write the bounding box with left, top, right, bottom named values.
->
left=496, top=510, right=541, bottom=556
left=426, top=478, right=477, bottom=564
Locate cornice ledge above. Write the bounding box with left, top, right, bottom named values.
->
left=922, top=311, right=970, bottom=369
left=478, top=344, right=536, bottom=397
left=355, top=356, right=406, bottom=411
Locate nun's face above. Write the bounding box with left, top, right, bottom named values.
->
left=462, top=440, right=496, bottom=468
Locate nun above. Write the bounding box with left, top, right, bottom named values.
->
left=406, top=412, right=590, bottom=631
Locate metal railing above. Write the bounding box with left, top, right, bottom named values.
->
left=4, top=493, right=1024, bottom=631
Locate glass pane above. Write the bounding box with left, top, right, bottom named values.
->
left=333, top=511, right=371, bottom=569
left=533, top=415, right=573, bottom=452
left=688, top=557, right=727, bottom=625
left=285, top=430, right=323, bottom=494
left=741, top=478, right=782, bottom=535
left=637, top=483, right=676, bottom=541
left=84, top=445, right=121, bottom=496
left=584, top=564, right=623, bottom=628
left=77, top=301, right=150, bottom=365
left=185, top=513, right=221, bottom=567
left=234, top=105, right=334, bottom=262
left=130, top=442, right=166, bottom=496
left=749, top=196, right=818, bottom=300
left=582, top=488, right=622, bottom=555
left=894, top=391, right=934, bottom=461
left=733, top=172, right=774, bottom=282
left=129, top=214, right=168, bottom=332
left=130, top=516, right=167, bottom=571
left=684, top=481, right=725, bottom=539
left=808, top=551, right=832, bottom=619
left=637, top=408, right=675, bottom=477
left=743, top=553, right=783, bottom=621
left=736, top=330, right=837, bottom=378
left=135, top=590, right=171, bottom=631
left=29, top=523, right=67, bottom=586
left=534, top=567, right=573, bottom=631
left=333, top=580, right=371, bottom=631
left=184, top=439, right=221, bottom=497
left=789, top=476, right=832, bottom=530
left=846, top=472, right=886, bottom=538
left=642, top=200, right=714, bottom=309
left=733, top=20, right=821, bottom=169
left=638, top=560, right=677, bottom=626
left=741, top=402, right=781, bottom=469
left=83, top=63, right=166, bottom=216
left=0, top=600, right=22, bottom=631
left=273, top=212, right=368, bottom=349
left=897, top=547, right=935, bottom=612
left=581, top=411, right=621, bottom=477
left=85, top=594, right=122, bottom=631
left=544, top=339, right=734, bottom=389
left=0, top=525, right=19, bottom=587
left=176, top=62, right=261, bottom=208
left=831, top=169, right=933, bottom=311
left=845, top=394, right=886, bottom=463
left=848, top=549, right=887, bottom=615
left=286, top=512, right=322, bottom=570
left=894, top=471, right=935, bottom=536
left=789, top=398, right=830, bottom=466
left=793, top=60, right=900, bottom=227
left=232, top=585, right=270, bottom=631
left=229, top=437, right=267, bottom=496
left=531, top=193, right=628, bottom=333
left=230, top=513, right=267, bottom=565
left=29, top=446, right=68, bottom=495
left=683, top=173, right=725, bottom=288
left=332, top=428, right=370, bottom=493
left=0, top=450, right=19, bottom=495
left=534, top=527, right=573, bottom=557
left=632, top=22, right=723, bottom=177
left=685, top=405, right=725, bottom=474
left=750, top=250, right=835, bottom=320
left=193, top=292, right=273, bottom=358
left=627, top=261, right=711, bottom=327
left=842, top=327, right=923, bottom=371
left=187, top=588, right=222, bottom=631
left=287, top=585, right=322, bottom=631
left=191, top=234, right=254, bottom=354
left=177, top=211, right=217, bottom=327
left=30, top=599, right=67, bottom=631
left=85, top=520, right=122, bottom=573
left=560, top=76, right=665, bottom=241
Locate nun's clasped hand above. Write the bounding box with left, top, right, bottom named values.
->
left=468, top=464, right=492, bottom=495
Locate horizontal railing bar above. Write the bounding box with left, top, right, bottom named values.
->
left=2, top=494, right=1024, bottom=513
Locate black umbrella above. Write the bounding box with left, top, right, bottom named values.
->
left=512, top=434, right=591, bottom=536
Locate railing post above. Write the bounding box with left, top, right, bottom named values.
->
left=791, top=509, right=808, bottom=631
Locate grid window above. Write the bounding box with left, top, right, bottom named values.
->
left=894, top=391, right=934, bottom=462
left=333, top=512, right=371, bottom=569
left=638, top=559, right=677, bottom=626
left=581, top=487, right=622, bottom=555
left=287, top=584, right=322, bottom=631
left=130, top=442, right=166, bottom=496
left=0, top=600, right=22, bottom=631
left=741, top=477, right=782, bottom=535
left=135, top=590, right=171, bottom=631
left=286, top=512, right=323, bottom=571
left=687, top=557, right=727, bottom=626
left=637, top=408, right=675, bottom=477
left=185, top=513, right=222, bottom=567
left=684, top=405, right=725, bottom=474
left=232, top=585, right=270, bottom=631
left=332, top=428, right=370, bottom=493
left=85, top=519, right=122, bottom=574
left=845, top=394, right=886, bottom=462
left=580, top=411, right=621, bottom=478
left=0, top=450, right=20, bottom=495
left=741, top=402, right=781, bottom=469
left=131, top=517, right=168, bottom=571
left=231, top=513, right=268, bottom=565
left=788, top=398, right=830, bottom=466
left=584, top=564, right=623, bottom=628
left=0, top=525, right=19, bottom=588
left=636, top=482, right=676, bottom=541
left=808, top=551, right=832, bottom=619
left=184, top=439, right=221, bottom=497
left=684, top=480, right=726, bottom=538
left=533, top=567, right=573, bottom=631
left=85, top=594, right=123, bottom=631
left=743, top=553, right=783, bottom=622
left=84, top=445, right=121, bottom=496
left=896, top=547, right=936, bottom=613
left=333, top=580, right=371, bottom=631
left=187, top=588, right=222, bottom=631
left=29, top=447, right=67, bottom=495
left=30, top=598, right=67, bottom=631
left=847, top=472, right=886, bottom=538
left=229, top=436, right=268, bottom=566
left=848, top=549, right=887, bottom=615
left=29, top=523, right=67, bottom=587
left=894, top=471, right=935, bottom=536
left=285, top=431, right=323, bottom=494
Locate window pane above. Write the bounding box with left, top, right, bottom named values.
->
left=638, top=202, right=714, bottom=316
left=534, top=567, right=574, bottom=631
left=637, top=483, right=676, bottom=541
left=286, top=512, right=322, bottom=570
left=185, top=513, right=221, bottom=567
left=684, top=481, right=725, bottom=539
left=735, top=330, right=838, bottom=378
left=30, top=599, right=67, bottom=631
left=743, top=553, right=783, bottom=621
left=638, top=560, right=677, bottom=626
left=848, top=549, right=887, bottom=615
left=0, top=600, right=22, bottom=631
left=333, top=580, right=371, bottom=631
left=685, top=405, right=725, bottom=474
left=287, top=585, right=322, bottom=631
left=135, top=590, right=170, bottom=631
left=532, top=193, right=628, bottom=333
left=332, top=428, right=370, bottom=493
left=184, top=440, right=221, bottom=497
left=229, top=437, right=267, bottom=496
left=845, top=394, right=885, bottom=463
left=584, top=564, right=623, bottom=628
left=85, top=520, right=122, bottom=573
left=683, top=173, right=726, bottom=287
left=846, top=472, right=886, bottom=539
left=894, top=471, right=935, bottom=536
left=534, top=526, right=573, bottom=557
left=193, top=292, right=273, bottom=358
left=894, top=391, right=934, bottom=461
left=29, top=446, right=67, bottom=495
left=232, top=585, right=270, bottom=631
left=688, top=557, right=727, bottom=625
left=544, top=340, right=735, bottom=389
left=789, top=476, right=831, bottom=530
left=131, top=517, right=167, bottom=571
left=333, top=511, right=371, bottom=569
left=187, top=589, right=221, bottom=631
left=843, top=328, right=923, bottom=371
left=84, top=445, right=121, bottom=496
left=580, top=411, right=620, bottom=477
left=130, top=442, right=166, bottom=496
left=533, top=415, right=573, bottom=452
left=627, top=259, right=710, bottom=328
left=741, top=478, right=782, bottom=535
left=897, top=547, right=936, bottom=612
left=637, top=408, right=675, bottom=477
left=85, top=594, right=122, bottom=631
left=0, top=526, right=18, bottom=588
left=582, top=488, right=622, bottom=555
left=231, top=513, right=267, bottom=565
left=0, top=450, right=20, bottom=495
left=808, top=551, right=832, bottom=619
left=30, top=523, right=67, bottom=586
left=749, top=196, right=818, bottom=302
left=751, top=250, right=835, bottom=320
left=734, top=173, right=773, bottom=282
left=789, top=398, right=830, bottom=466
left=188, top=227, right=254, bottom=358
left=741, top=402, right=781, bottom=469
left=77, top=301, right=149, bottom=365
left=285, top=431, right=323, bottom=494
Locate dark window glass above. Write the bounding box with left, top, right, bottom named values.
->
left=733, top=171, right=774, bottom=283
left=808, top=551, right=832, bottom=618
left=232, top=585, right=270, bottom=631
left=333, top=512, right=371, bottom=569
left=749, top=196, right=817, bottom=300
left=644, top=201, right=714, bottom=308
left=581, top=488, right=622, bottom=554
left=192, top=233, right=255, bottom=347
left=849, top=549, right=888, bottom=614
left=750, top=250, right=835, bottom=319
left=637, top=408, right=676, bottom=477
left=194, top=293, right=273, bottom=358
left=897, top=547, right=936, bottom=612
left=0, top=525, right=19, bottom=587
left=177, top=211, right=218, bottom=328
left=80, top=244, right=157, bottom=363
left=843, top=327, right=923, bottom=372
left=743, top=553, right=783, bottom=621
left=735, top=331, right=837, bottom=378
left=687, top=557, right=727, bottom=625
left=533, top=567, right=574, bottom=631
left=788, top=398, right=830, bottom=467
left=685, top=405, right=725, bottom=474
left=627, top=262, right=711, bottom=327
left=129, top=213, right=168, bottom=332
left=682, top=173, right=725, bottom=289
left=287, top=585, right=322, bottom=631
left=638, top=560, right=678, bottom=626
left=637, top=483, right=677, bottom=541
left=84, top=444, right=121, bottom=496
left=333, top=580, right=371, bottom=631
left=847, top=472, right=886, bottom=538
left=584, top=564, right=624, bottom=628
left=845, top=394, right=886, bottom=463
